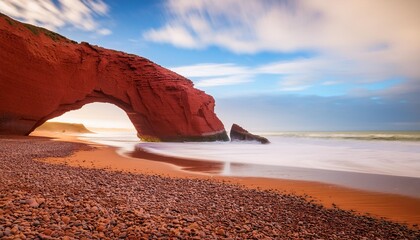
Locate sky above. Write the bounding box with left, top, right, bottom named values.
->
left=1, top=0, right=420, bottom=131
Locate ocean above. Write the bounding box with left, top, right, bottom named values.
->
left=79, top=131, right=420, bottom=198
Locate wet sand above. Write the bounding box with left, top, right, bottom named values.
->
left=32, top=131, right=420, bottom=228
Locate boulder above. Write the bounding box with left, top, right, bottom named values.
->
left=0, top=13, right=228, bottom=142
left=230, top=124, right=269, bottom=144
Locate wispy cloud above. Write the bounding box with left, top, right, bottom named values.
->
left=0, top=0, right=111, bottom=35
left=170, top=63, right=253, bottom=87
left=195, top=75, right=252, bottom=87
left=97, top=28, right=112, bottom=36
left=171, top=63, right=251, bottom=78
left=147, top=0, right=420, bottom=97
left=170, top=57, right=408, bottom=97
left=144, top=0, right=420, bottom=55
left=144, top=25, right=202, bottom=49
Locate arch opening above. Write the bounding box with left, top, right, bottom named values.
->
left=32, top=102, right=137, bottom=136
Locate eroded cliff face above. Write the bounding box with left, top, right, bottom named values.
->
left=0, top=13, right=228, bottom=142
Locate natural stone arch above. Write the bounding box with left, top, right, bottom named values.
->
left=0, top=14, right=228, bottom=141
left=31, top=92, right=139, bottom=135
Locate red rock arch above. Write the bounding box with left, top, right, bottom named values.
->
left=0, top=14, right=228, bottom=141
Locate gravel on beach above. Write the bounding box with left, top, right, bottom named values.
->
left=0, top=137, right=419, bottom=239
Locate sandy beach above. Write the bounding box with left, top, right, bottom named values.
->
left=1, top=132, right=419, bottom=239
left=35, top=131, right=420, bottom=227
left=2, top=3, right=420, bottom=238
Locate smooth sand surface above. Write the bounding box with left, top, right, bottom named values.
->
left=32, top=131, right=420, bottom=228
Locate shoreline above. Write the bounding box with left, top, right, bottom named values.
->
left=3, top=135, right=419, bottom=239
left=32, top=131, right=420, bottom=228
left=131, top=147, right=420, bottom=199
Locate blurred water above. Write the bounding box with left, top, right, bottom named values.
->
left=136, top=136, right=420, bottom=179
left=79, top=131, right=139, bottom=155
left=79, top=131, right=420, bottom=197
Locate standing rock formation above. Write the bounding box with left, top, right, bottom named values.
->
left=230, top=124, right=270, bottom=144
left=0, top=13, right=228, bottom=142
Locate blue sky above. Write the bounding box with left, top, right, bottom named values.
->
left=1, top=0, right=420, bottom=131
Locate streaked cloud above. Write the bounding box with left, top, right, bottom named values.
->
left=170, top=58, right=406, bottom=97
left=195, top=75, right=252, bottom=87
left=170, top=63, right=253, bottom=87
left=97, top=28, right=112, bottom=36
left=144, top=25, right=202, bottom=49
left=148, top=0, right=420, bottom=97
left=144, top=0, right=420, bottom=55
left=0, top=0, right=111, bottom=35
left=171, top=63, right=251, bottom=78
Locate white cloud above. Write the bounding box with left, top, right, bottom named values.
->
left=144, top=0, right=420, bottom=54
left=146, top=0, right=420, bottom=96
left=279, top=85, right=311, bottom=92
left=97, top=28, right=112, bottom=36
left=170, top=63, right=253, bottom=87
left=171, top=63, right=250, bottom=78
left=83, top=0, right=108, bottom=15
left=256, top=58, right=328, bottom=75
left=170, top=60, right=323, bottom=89
left=0, top=0, right=111, bottom=34
left=196, top=75, right=252, bottom=87
left=170, top=56, right=410, bottom=96
left=144, top=25, right=201, bottom=48
left=322, top=81, right=339, bottom=86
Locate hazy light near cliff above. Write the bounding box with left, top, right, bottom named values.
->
left=49, top=103, right=135, bottom=130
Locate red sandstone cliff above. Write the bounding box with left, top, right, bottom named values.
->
left=0, top=13, right=228, bottom=142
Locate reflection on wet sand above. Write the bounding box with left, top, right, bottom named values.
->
left=131, top=147, right=420, bottom=198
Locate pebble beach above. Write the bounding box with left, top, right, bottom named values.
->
left=1, top=136, right=420, bottom=239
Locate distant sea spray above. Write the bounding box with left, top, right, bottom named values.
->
left=257, top=131, right=420, bottom=142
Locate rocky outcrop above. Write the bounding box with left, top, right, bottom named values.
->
left=230, top=124, right=269, bottom=144
left=0, top=13, right=228, bottom=142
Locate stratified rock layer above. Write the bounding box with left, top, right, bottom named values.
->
left=230, top=124, right=269, bottom=144
left=0, top=13, right=228, bottom=141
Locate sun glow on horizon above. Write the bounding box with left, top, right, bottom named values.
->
left=49, top=103, right=136, bottom=131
